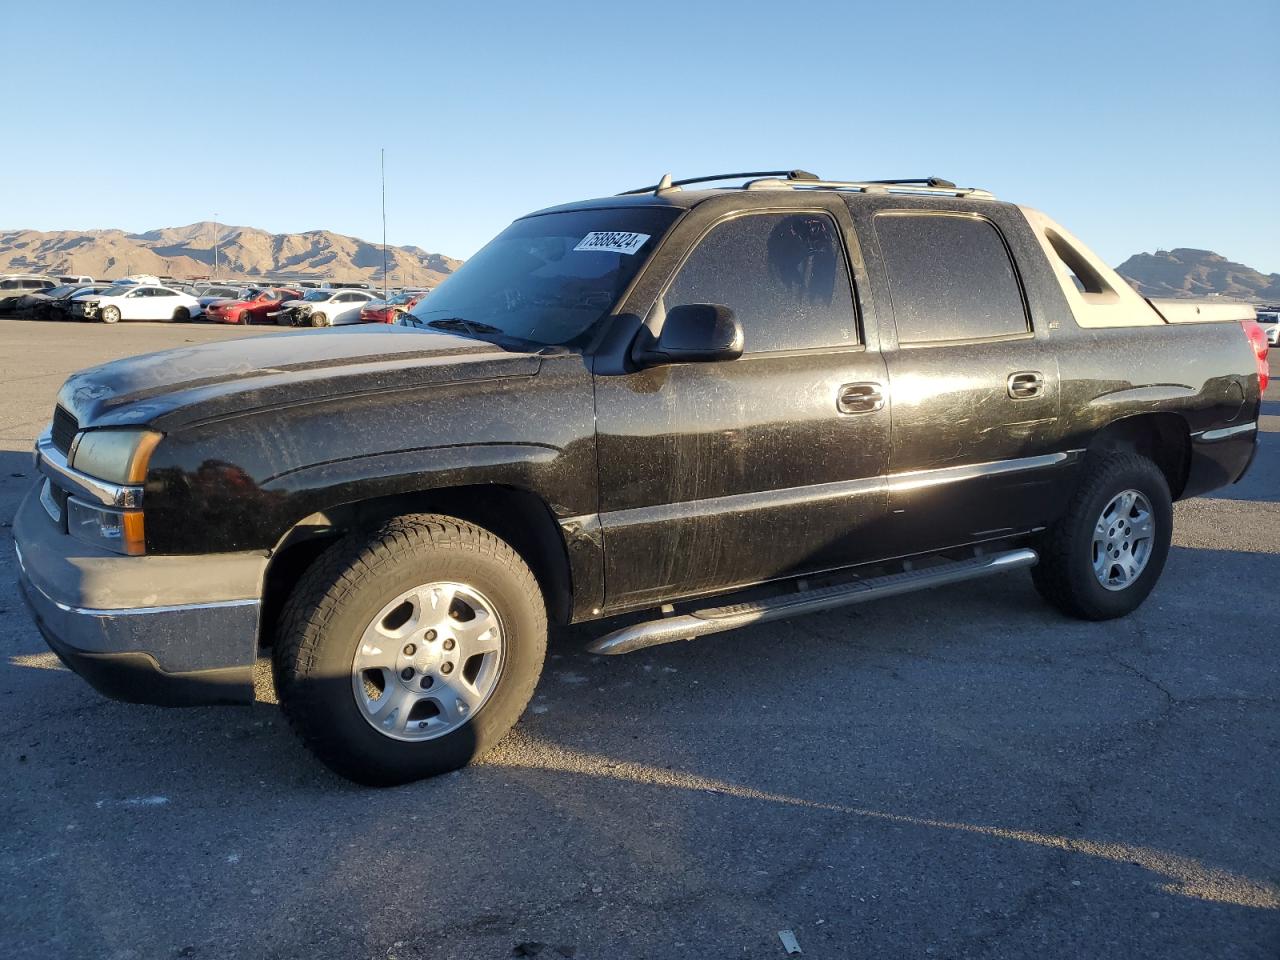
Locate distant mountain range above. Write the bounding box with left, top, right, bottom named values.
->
left=1, top=223, right=1275, bottom=304
left=0, top=222, right=461, bottom=287
left=1116, top=248, right=1279, bottom=302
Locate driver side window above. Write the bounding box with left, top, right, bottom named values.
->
left=662, top=212, right=858, bottom=353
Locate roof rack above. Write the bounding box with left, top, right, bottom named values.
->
left=745, top=174, right=994, bottom=199
left=621, top=170, right=994, bottom=200
left=618, top=170, right=819, bottom=195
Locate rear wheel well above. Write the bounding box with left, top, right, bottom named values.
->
left=1086, top=413, right=1190, bottom=500
left=259, top=486, right=573, bottom=649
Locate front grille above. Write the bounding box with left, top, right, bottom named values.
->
left=51, top=405, right=78, bottom=454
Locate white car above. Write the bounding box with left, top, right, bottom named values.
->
left=1256, top=310, right=1279, bottom=347
left=70, top=284, right=203, bottom=323
left=285, top=288, right=380, bottom=327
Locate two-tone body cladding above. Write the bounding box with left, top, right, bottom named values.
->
left=15, top=170, right=1265, bottom=784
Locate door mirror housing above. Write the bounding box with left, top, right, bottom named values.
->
left=637, top=303, right=744, bottom=366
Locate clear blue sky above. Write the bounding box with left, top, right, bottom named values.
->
left=4, top=0, right=1277, bottom=271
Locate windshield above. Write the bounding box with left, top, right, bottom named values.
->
left=302, top=289, right=333, bottom=301
left=44, top=285, right=76, bottom=298
left=96, top=285, right=132, bottom=297
left=403, top=207, right=679, bottom=347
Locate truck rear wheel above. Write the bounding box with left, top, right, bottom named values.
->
left=273, top=514, right=547, bottom=785
left=1031, top=452, right=1172, bottom=620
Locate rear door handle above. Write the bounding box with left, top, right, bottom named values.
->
left=837, top=382, right=885, bottom=414
left=1007, top=371, right=1044, bottom=399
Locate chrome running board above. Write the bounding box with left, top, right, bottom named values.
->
left=587, top=548, right=1038, bottom=656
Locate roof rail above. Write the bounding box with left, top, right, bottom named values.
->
left=619, top=170, right=994, bottom=200
left=744, top=176, right=994, bottom=200
left=618, top=170, right=819, bottom=196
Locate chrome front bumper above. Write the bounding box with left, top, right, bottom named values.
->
left=14, top=485, right=267, bottom=706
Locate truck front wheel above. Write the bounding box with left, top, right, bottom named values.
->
left=1031, top=452, right=1173, bottom=620
left=273, top=514, right=547, bottom=785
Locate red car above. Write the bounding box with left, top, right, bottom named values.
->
left=358, top=290, right=430, bottom=323
left=206, top=288, right=301, bottom=325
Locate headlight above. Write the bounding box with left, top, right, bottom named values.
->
left=70, top=429, right=162, bottom=484
left=67, top=497, right=146, bottom=555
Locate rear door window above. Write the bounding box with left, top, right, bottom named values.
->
left=874, top=213, right=1028, bottom=344
left=662, top=212, right=857, bottom=353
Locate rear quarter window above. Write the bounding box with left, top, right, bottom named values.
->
left=874, top=212, right=1028, bottom=345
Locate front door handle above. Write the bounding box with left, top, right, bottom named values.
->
left=837, top=382, right=885, bottom=414
left=1007, top=371, right=1045, bottom=399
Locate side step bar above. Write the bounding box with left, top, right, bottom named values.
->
left=588, top=548, right=1038, bottom=656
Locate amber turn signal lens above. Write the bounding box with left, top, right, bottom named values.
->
left=122, top=511, right=147, bottom=557
left=127, top=431, right=164, bottom=484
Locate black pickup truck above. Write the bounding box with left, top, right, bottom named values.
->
left=15, top=171, right=1268, bottom=785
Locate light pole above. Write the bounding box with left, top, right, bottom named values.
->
left=211, top=216, right=220, bottom=279
left=381, top=148, right=388, bottom=301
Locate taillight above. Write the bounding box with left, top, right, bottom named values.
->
left=1242, top=319, right=1269, bottom=393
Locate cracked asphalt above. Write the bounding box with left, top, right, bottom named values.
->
left=0, top=319, right=1276, bottom=960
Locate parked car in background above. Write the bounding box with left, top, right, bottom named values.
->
left=7, top=283, right=112, bottom=320
left=205, top=287, right=301, bottom=325
left=69, top=284, right=202, bottom=323
left=1256, top=307, right=1279, bottom=346
left=43, top=284, right=115, bottom=321
left=195, top=285, right=255, bottom=313
left=0, top=275, right=58, bottom=312
left=271, top=288, right=329, bottom=325
left=1, top=283, right=79, bottom=318
left=280, top=287, right=379, bottom=326
left=57, top=275, right=96, bottom=286
left=358, top=290, right=430, bottom=323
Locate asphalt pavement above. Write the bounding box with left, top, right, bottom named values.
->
left=0, top=319, right=1276, bottom=960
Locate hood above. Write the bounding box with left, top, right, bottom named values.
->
left=56, top=326, right=543, bottom=431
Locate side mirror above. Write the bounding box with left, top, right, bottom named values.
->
left=637, top=303, right=743, bottom=365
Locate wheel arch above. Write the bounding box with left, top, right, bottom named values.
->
left=259, top=483, right=576, bottom=650
left=1085, top=412, right=1191, bottom=500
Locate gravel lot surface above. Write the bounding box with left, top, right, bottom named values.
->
left=1, top=319, right=1276, bottom=960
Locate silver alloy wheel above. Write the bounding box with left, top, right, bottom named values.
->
left=1091, top=489, right=1155, bottom=591
left=351, top=581, right=505, bottom=741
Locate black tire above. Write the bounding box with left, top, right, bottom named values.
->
left=172, top=306, right=190, bottom=322
left=273, top=514, right=547, bottom=786
left=1031, top=451, right=1172, bottom=620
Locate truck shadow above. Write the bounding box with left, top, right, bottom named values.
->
left=4, top=540, right=1274, bottom=789
left=3, top=542, right=1277, bottom=957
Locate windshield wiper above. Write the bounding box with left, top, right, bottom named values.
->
left=425, top=317, right=504, bottom=338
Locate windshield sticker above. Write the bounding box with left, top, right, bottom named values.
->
left=573, top=231, right=650, bottom=255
